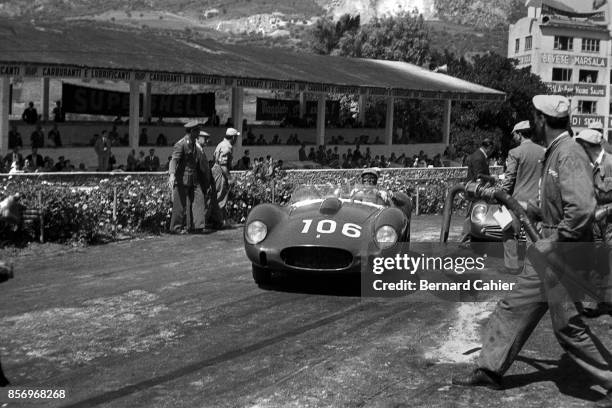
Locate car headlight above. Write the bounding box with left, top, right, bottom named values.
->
left=375, top=225, right=397, bottom=249
left=246, top=221, right=267, bottom=244
left=471, top=203, right=488, bottom=224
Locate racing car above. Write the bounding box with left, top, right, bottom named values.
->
left=243, top=183, right=412, bottom=285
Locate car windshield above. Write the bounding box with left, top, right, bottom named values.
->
left=289, top=184, right=350, bottom=204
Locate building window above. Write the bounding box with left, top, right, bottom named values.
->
left=552, top=67, right=572, bottom=82
left=525, top=36, right=532, bottom=51
left=578, top=100, right=597, bottom=114
left=579, top=70, right=598, bottom=83
left=515, top=38, right=520, bottom=54
left=554, top=36, right=573, bottom=51
left=582, top=38, right=600, bottom=53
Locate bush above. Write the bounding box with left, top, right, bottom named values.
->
left=1, top=167, right=496, bottom=245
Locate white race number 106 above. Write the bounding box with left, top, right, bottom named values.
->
left=301, top=219, right=361, bottom=238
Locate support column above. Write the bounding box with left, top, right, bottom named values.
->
left=299, top=92, right=307, bottom=118
left=442, top=99, right=452, bottom=145
left=129, top=80, right=140, bottom=149
left=384, top=96, right=394, bottom=146
left=41, top=77, right=50, bottom=122
left=316, top=93, right=326, bottom=146
left=143, top=82, right=152, bottom=123
left=0, top=77, right=9, bottom=154
left=231, top=86, right=244, bottom=147
left=358, top=94, right=367, bottom=126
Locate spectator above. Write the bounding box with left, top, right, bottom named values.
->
left=43, top=156, right=54, bottom=172
left=8, top=124, right=22, bottom=150
left=25, top=147, right=44, bottom=169
left=30, top=125, right=44, bottom=149
left=78, top=163, right=86, bottom=171
left=139, top=128, right=148, bottom=146
left=373, top=136, right=382, bottom=144
left=246, top=132, right=256, bottom=145
left=271, top=134, right=281, bottom=145
left=365, top=147, right=371, bottom=162
left=239, top=150, right=251, bottom=170
left=136, top=151, right=146, bottom=171
left=4, top=147, right=23, bottom=170
left=94, top=131, right=112, bottom=171
left=113, top=116, right=123, bottom=124
left=52, top=101, right=65, bottom=122
left=22, top=159, right=34, bottom=172
left=144, top=148, right=160, bottom=171
left=198, top=130, right=211, bottom=147
left=256, top=134, right=267, bottom=145
left=156, top=133, right=168, bottom=146
left=298, top=143, right=307, bottom=161
left=22, top=102, right=38, bottom=124
left=126, top=149, right=137, bottom=171
left=307, top=147, right=316, bottom=161
left=48, top=123, right=62, bottom=147
left=53, top=156, right=66, bottom=172
left=64, top=159, right=75, bottom=171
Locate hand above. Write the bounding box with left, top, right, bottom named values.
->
left=168, top=174, right=175, bottom=190
left=534, top=237, right=554, bottom=255
left=518, top=201, right=528, bottom=210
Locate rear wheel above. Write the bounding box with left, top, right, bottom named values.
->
left=252, top=264, right=272, bottom=285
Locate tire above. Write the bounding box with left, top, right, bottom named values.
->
left=252, top=264, right=272, bottom=285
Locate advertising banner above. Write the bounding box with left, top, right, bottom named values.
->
left=61, top=83, right=215, bottom=117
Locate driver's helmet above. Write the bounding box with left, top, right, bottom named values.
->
left=361, top=167, right=380, bottom=186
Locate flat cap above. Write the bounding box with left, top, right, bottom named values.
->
left=226, top=127, right=240, bottom=137
left=575, top=129, right=602, bottom=145
left=199, top=130, right=210, bottom=137
left=184, top=120, right=201, bottom=129
left=532, top=95, right=570, bottom=118
left=588, top=121, right=604, bottom=130
left=512, top=120, right=530, bottom=133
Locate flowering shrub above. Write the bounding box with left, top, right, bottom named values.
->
left=0, top=167, right=498, bottom=245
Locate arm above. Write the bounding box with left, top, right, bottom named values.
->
left=556, top=152, right=596, bottom=241
left=501, top=152, right=518, bottom=195
left=168, top=142, right=183, bottom=188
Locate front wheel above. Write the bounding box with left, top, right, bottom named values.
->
left=252, top=264, right=272, bottom=285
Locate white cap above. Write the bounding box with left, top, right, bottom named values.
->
left=512, top=120, right=530, bottom=133
left=532, top=95, right=570, bottom=118
left=575, top=128, right=602, bottom=145
left=199, top=130, right=210, bottom=137
left=226, top=128, right=240, bottom=137
left=184, top=120, right=201, bottom=129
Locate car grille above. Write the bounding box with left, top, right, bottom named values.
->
left=482, top=225, right=504, bottom=239
left=281, top=247, right=353, bottom=270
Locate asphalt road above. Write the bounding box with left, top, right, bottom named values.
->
left=0, top=215, right=611, bottom=408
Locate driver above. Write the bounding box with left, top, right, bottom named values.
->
left=351, top=168, right=390, bottom=204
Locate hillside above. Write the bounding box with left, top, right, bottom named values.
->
left=0, top=0, right=521, bottom=58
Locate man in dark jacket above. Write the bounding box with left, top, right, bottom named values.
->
left=168, top=121, right=209, bottom=233
left=465, top=138, right=493, bottom=182
left=453, top=94, right=612, bottom=408
left=501, top=120, right=545, bottom=273
left=21, top=102, right=38, bottom=124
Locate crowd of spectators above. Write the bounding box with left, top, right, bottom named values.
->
left=297, top=144, right=462, bottom=169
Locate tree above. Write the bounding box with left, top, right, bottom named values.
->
left=335, top=12, right=430, bottom=66
left=308, top=14, right=360, bottom=55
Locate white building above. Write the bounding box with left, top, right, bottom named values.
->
left=508, top=3, right=611, bottom=137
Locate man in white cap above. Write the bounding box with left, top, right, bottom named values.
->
left=501, top=120, right=545, bottom=274
left=589, top=120, right=612, bottom=154
left=575, top=128, right=612, bottom=318
left=454, top=95, right=612, bottom=407
left=168, top=120, right=210, bottom=233
left=214, top=127, right=239, bottom=173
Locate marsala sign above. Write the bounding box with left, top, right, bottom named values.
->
left=61, top=83, right=215, bottom=117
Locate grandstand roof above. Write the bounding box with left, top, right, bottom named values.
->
left=0, top=19, right=505, bottom=101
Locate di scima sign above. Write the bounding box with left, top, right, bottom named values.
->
left=571, top=115, right=605, bottom=127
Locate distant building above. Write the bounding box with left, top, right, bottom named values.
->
left=509, top=2, right=611, bottom=137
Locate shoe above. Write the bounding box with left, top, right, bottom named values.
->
left=594, top=390, right=612, bottom=408
left=452, top=368, right=502, bottom=390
